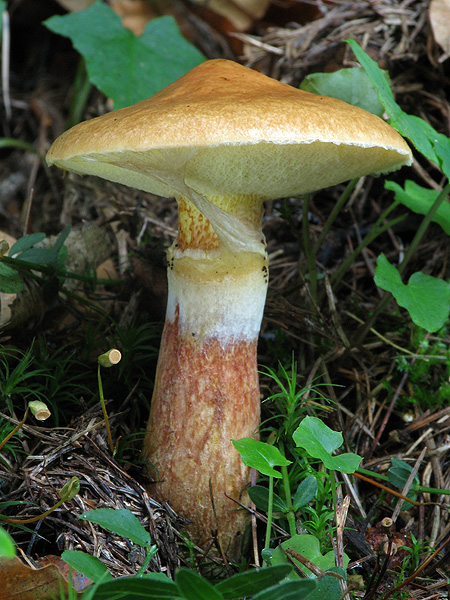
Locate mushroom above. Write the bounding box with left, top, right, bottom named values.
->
left=46, top=59, right=412, bottom=558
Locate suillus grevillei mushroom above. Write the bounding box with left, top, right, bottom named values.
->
left=46, top=59, right=412, bottom=558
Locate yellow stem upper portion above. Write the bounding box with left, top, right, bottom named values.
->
left=176, top=192, right=265, bottom=252
left=167, top=193, right=268, bottom=344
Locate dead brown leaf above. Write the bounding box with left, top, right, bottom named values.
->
left=429, top=0, right=450, bottom=60
left=0, top=556, right=86, bottom=600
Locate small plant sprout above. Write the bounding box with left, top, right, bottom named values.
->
left=28, top=400, right=51, bottom=421
left=0, top=400, right=51, bottom=453
left=0, top=526, right=16, bottom=558
left=47, top=58, right=411, bottom=556
left=293, top=416, right=362, bottom=521
left=1, top=477, right=80, bottom=525
left=232, top=437, right=292, bottom=556
left=97, top=348, right=122, bottom=453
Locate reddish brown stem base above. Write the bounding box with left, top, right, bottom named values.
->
left=143, top=312, right=260, bottom=559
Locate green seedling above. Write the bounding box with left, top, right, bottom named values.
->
left=0, top=345, right=50, bottom=412
left=300, top=41, right=450, bottom=333
left=97, top=349, right=122, bottom=454
left=395, top=325, right=450, bottom=410
left=232, top=437, right=292, bottom=553
left=0, top=400, right=50, bottom=453
left=44, top=1, right=205, bottom=110
left=1, top=477, right=79, bottom=525
left=261, top=358, right=334, bottom=443
left=233, top=414, right=361, bottom=578
left=374, top=254, right=450, bottom=333
left=0, top=526, right=16, bottom=558
left=400, top=532, right=434, bottom=573
left=346, top=39, right=450, bottom=333
left=293, top=416, right=362, bottom=524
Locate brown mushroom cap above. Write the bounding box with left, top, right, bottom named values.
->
left=46, top=58, right=412, bottom=200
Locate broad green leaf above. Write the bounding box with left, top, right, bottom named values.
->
left=374, top=253, right=450, bottom=332
left=294, top=417, right=343, bottom=455
left=44, top=2, right=205, bottom=109
left=252, top=579, right=317, bottom=600
left=0, top=263, right=24, bottom=293
left=89, top=573, right=179, bottom=599
left=307, top=568, right=347, bottom=600
left=271, top=534, right=348, bottom=578
left=386, top=458, right=418, bottom=509
left=0, top=526, right=16, bottom=558
left=292, top=476, right=317, bottom=511
left=346, top=39, right=438, bottom=164
left=62, top=550, right=112, bottom=583
left=79, top=508, right=152, bottom=548
left=385, top=180, right=450, bottom=235
left=387, top=458, right=419, bottom=492
left=232, top=438, right=291, bottom=478
left=215, top=565, right=293, bottom=599
left=9, top=232, right=46, bottom=256
left=17, top=247, right=60, bottom=265
left=176, top=568, right=224, bottom=600
left=293, top=417, right=361, bottom=473
left=434, top=135, right=450, bottom=178
left=300, top=67, right=386, bottom=116
left=249, top=485, right=288, bottom=513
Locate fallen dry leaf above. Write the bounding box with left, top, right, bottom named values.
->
left=191, top=0, right=271, bottom=31
left=429, top=0, right=450, bottom=60
left=0, top=556, right=86, bottom=600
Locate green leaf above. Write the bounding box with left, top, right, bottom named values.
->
left=176, top=568, right=224, bottom=600
left=0, top=262, right=24, bottom=293
left=0, top=1, right=7, bottom=40
left=17, top=247, right=61, bottom=265
left=271, top=534, right=349, bottom=579
left=232, top=438, right=291, bottom=478
left=292, top=476, right=317, bottom=511
left=44, top=2, right=205, bottom=110
left=386, top=458, right=418, bottom=509
left=62, top=550, right=112, bottom=583
left=374, top=253, right=450, bottom=332
left=434, top=135, right=450, bottom=178
left=88, top=573, right=180, bottom=599
left=300, top=67, right=387, bottom=116
left=0, top=526, right=16, bottom=558
left=385, top=180, right=450, bottom=235
left=249, top=485, right=288, bottom=513
left=9, top=232, right=46, bottom=256
left=215, top=565, right=293, bottom=599
left=293, top=417, right=362, bottom=473
left=346, top=39, right=438, bottom=165
left=294, top=417, right=342, bottom=455
left=387, top=458, right=419, bottom=492
left=51, top=225, right=72, bottom=253
left=59, top=476, right=80, bottom=501
left=252, top=579, right=317, bottom=600
left=307, top=568, right=347, bottom=600
left=0, top=138, right=38, bottom=154
left=79, top=508, right=152, bottom=548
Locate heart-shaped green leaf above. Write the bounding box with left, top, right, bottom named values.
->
left=233, top=438, right=291, bottom=478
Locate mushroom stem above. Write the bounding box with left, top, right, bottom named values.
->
left=142, top=194, right=268, bottom=557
